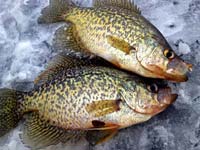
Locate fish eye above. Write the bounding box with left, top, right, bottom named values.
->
left=147, top=83, right=158, bottom=93
left=164, top=49, right=175, bottom=59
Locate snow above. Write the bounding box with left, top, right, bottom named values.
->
left=0, top=0, right=200, bottom=150
left=178, top=40, right=191, bottom=55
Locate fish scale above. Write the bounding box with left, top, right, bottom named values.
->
left=21, top=67, right=126, bottom=129
left=0, top=0, right=185, bottom=148
left=0, top=53, right=178, bottom=148
left=38, top=0, right=192, bottom=81
left=68, top=8, right=143, bottom=44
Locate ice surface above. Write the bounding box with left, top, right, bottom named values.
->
left=0, top=0, right=199, bottom=150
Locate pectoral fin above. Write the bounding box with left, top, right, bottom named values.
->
left=89, top=120, right=119, bottom=131
left=86, top=129, right=118, bottom=145
left=86, top=99, right=121, bottom=118
left=20, top=113, right=86, bottom=150
left=107, top=35, right=136, bottom=54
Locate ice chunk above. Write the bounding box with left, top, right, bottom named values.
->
left=2, top=15, right=20, bottom=41
left=177, top=40, right=191, bottom=55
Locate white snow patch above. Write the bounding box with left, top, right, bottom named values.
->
left=178, top=41, right=191, bottom=55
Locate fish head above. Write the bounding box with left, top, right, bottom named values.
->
left=133, top=80, right=177, bottom=115
left=136, top=36, right=192, bottom=82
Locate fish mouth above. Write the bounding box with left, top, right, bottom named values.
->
left=134, top=87, right=178, bottom=115
left=140, top=56, right=192, bottom=82
left=164, top=72, right=188, bottom=82
left=149, top=87, right=178, bottom=115
left=165, top=57, right=192, bottom=82
left=157, top=87, right=178, bottom=105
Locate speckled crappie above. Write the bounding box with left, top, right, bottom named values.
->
left=38, top=0, right=192, bottom=82
left=0, top=54, right=177, bottom=148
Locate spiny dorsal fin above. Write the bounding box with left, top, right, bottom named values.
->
left=20, top=113, right=86, bottom=150
left=34, top=53, right=73, bottom=85
left=94, top=0, right=141, bottom=14
left=34, top=53, right=111, bottom=86
left=34, top=53, right=90, bottom=85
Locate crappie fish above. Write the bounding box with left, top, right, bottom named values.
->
left=0, top=54, right=177, bottom=149
left=38, top=0, right=192, bottom=82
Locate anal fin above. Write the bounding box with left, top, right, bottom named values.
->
left=20, top=113, right=86, bottom=150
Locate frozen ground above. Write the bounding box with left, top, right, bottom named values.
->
left=0, top=0, right=199, bottom=150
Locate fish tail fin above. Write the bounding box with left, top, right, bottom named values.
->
left=0, top=88, right=24, bottom=137
left=38, top=0, right=76, bottom=24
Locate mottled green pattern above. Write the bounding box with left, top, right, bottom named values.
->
left=39, top=0, right=191, bottom=81
left=70, top=7, right=163, bottom=45
left=61, top=5, right=172, bottom=79
left=21, top=66, right=151, bottom=130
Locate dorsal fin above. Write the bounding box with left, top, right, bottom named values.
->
left=34, top=53, right=111, bottom=86
left=34, top=53, right=72, bottom=85
left=94, top=0, right=141, bottom=14
left=34, top=53, right=89, bottom=86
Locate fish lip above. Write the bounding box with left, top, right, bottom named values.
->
left=138, top=55, right=192, bottom=82
left=169, top=94, right=178, bottom=104
left=182, top=61, right=193, bottom=72
left=140, top=64, right=189, bottom=82
left=165, top=57, right=192, bottom=82
left=186, top=63, right=193, bottom=72
left=161, top=94, right=178, bottom=105
left=133, top=88, right=177, bottom=115
left=157, top=87, right=178, bottom=105
left=165, top=73, right=188, bottom=82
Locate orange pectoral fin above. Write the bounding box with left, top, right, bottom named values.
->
left=89, top=120, right=120, bottom=130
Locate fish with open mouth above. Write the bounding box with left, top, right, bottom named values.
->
left=0, top=54, right=177, bottom=149
left=38, top=0, right=192, bottom=82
